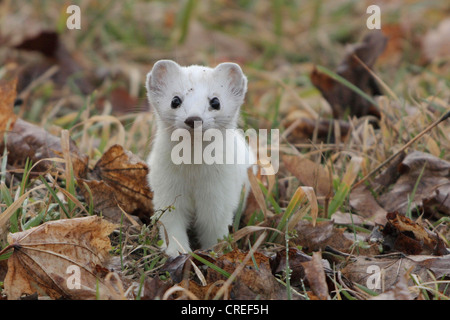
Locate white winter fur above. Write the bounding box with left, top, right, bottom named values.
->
left=146, top=60, right=254, bottom=257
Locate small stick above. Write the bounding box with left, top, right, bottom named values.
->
left=352, top=109, right=450, bottom=190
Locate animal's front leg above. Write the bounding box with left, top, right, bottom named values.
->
left=158, top=207, right=191, bottom=257
left=194, top=195, right=235, bottom=250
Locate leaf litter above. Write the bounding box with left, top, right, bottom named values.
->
left=0, top=1, right=449, bottom=301
left=2, top=216, right=118, bottom=300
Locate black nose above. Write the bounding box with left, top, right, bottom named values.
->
left=184, top=117, right=203, bottom=129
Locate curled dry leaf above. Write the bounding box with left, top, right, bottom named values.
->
left=381, top=212, right=448, bottom=256
left=77, top=144, right=153, bottom=224
left=3, top=216, right=117, bottom=300
left=161, top=253, right=192, bottom=284
left=6, top=119, right=88, bottom=174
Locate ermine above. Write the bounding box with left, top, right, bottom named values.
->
left=145, top=60, right=254, bottom=257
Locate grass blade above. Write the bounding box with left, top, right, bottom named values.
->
left=316, top=65, right=378, bottom=107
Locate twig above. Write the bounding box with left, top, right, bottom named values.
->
left=213, top=231, right=267, bottom=300
left=352, top=109, right=450, bottom=190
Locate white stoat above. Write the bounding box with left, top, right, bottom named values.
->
left=145, top=60, right=254, bottom=257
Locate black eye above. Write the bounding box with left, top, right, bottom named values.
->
left=210, top=97, right=220, bottom=110
left=171, top=96, right=182, bottom=109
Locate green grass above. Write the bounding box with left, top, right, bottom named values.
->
left=0, top=0, right=449, bottom=300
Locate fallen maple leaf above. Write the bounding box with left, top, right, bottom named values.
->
left=0, top=79, right=152, bottom=224
left=3, top=216, right=117, bottom=300
left=77, top=144, right=153, bottom=224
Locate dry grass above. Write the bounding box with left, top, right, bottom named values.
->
left=0, top=0, right=449, bottom=300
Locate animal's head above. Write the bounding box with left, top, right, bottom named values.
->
left=146, top=60, right=247, bottom=132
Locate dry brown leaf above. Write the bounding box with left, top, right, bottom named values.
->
left=369, top=272, right=413, bottom=300
left=310, top=31, right=387, bottom=119
left=331, top=211, right=372, bottom=226
left=279, top=218, right=380, bottom=257
left=290, top=220, right=354, bottom=253
left=140, top=276, right=174, bottom=300
left=378, top=151, right=450, bottom=216
left=342, top=254, right=450, bottom=296
left=3, top=216, right=117, bottom=300
left=0, top=78, right=18, bottom=131
left=78, top=144, right=153, bottom=224
left=0, top=81, right=151, bottom=224
left=0, top=81, right=88, bottom=174
left=282, top=117, right=351, bottom=143
left=170, top=248, right=289, bottom=300
left=349, top=185, right=388, bottom=225
left=270, top=247, right=311, bottom=286
left=301, top=252, right=330, bottom=300
left=13, top=30, right=94, bottom=95
left=207, top=248, right=288, bottom=300
left=282, top=154, right=332, bottom=202
left=3, top=118, right=88, bottom=173
left=381, top=212, right=448, bottom=256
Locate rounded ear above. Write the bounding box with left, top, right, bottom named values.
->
left=146, top=60, right=180, bottom=96
left=214, top=62, right=247, bottom=98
